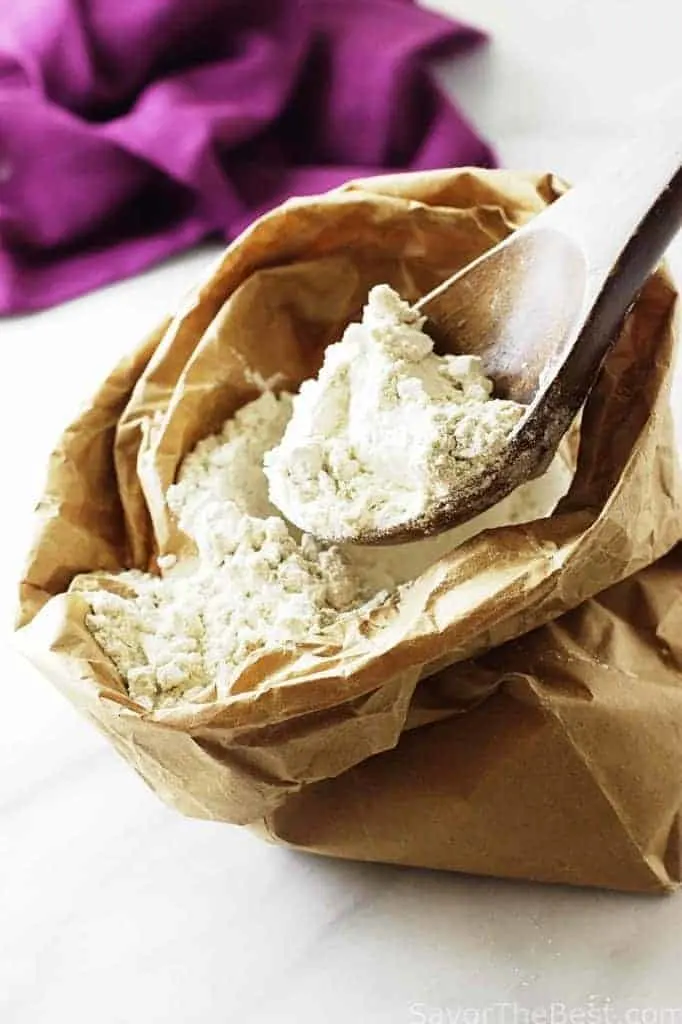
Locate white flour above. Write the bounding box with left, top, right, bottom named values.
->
left=73, top=393, right=389, bottom=709
left=72, top=291, right=571, bottom=711
left=264, top=285, right=526, bottom=539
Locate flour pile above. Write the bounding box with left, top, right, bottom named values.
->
left=264, top=285, right=526, bottom=539
left=72, top=286, right=571, bottom=711
left=73, top=393, right=391, bottom=709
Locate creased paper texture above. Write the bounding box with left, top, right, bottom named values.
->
left=17, top=169, right=682, bottom=892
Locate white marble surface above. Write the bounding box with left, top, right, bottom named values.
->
left=2, top=2, right=682, bottom=1021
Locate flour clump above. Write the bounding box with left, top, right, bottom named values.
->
left=264, top=284, right=526, bottom=539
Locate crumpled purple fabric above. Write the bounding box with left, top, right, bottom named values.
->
left=0, top=0, right=495, bottom=314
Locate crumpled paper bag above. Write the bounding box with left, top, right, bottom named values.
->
left=16, top=168, right=682, bottom=892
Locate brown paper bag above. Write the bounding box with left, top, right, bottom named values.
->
left=16, top=169, right=682, bottom=892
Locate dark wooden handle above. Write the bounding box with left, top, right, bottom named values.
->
left=556, top=164, right=682, bottom=409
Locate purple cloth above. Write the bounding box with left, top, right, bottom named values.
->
left=0, top=0, right=494, bottom=314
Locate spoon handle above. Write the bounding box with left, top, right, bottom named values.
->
left=538, top=82, right=682, bottom=313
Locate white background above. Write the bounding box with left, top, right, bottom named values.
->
left=2, top=1, right=682, bottom=1021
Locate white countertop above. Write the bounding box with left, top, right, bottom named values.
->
left=2, top=2, right=682, bottom=1021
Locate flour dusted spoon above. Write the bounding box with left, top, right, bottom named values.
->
left=339, top=93, right=682, bottom=545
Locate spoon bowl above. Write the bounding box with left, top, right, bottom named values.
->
left=345, top=126, right=682, bottom=545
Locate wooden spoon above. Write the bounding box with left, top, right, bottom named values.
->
left=346, top=119, right=682, bottom=545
